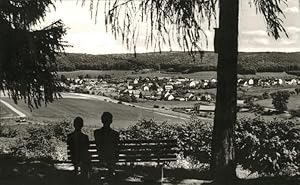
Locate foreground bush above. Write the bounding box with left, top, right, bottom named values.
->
left=236, top=118, right=300, bottom=176
left=1, top=121, right=72, bottom=161
left=121, top=118, right=300, bottom=176
left=120, top=119, right=212, bottom=163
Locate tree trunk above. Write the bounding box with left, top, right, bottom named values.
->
left=210, top=0, right=239, bottom=184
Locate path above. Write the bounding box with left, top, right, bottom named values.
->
left=0, top=99, right=26, bottom=119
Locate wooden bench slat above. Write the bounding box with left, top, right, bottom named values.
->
left=67, top=139, right=178, bottom=164
left=68, top=145, right=178, bottom=151
left=68, top=150, right=177, bottom=156
left=88, top=140, right=177, bottom=145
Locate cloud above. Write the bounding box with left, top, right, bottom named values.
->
left=284, top=7, right=299, bottom=13
left=253, top=38, right=270, bottom=45
left=286, top=26, right=300, bottom=33
left=242, top=30, right=267, bottom=36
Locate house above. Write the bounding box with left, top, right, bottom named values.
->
left=141, top=91, right=152, bottom=99
left=142, top=85, right=150, bottom=91
left=210, top=78, right=217, bottom=83
left=131, top=90, right=141, bottom=98
left=194, top=103, right=215, bottom=112
left=184, top=93, right=194, bottom=101
left=201, top=94, right=212, bottom=102
left=248, top=79, right=254, bottom=86
left=189, top=81, right=197, bottom=88
left=285, top=79, right=297, bottom=85
left=164, top=85, right=173, bottom=91
left=175, top=97, right=185, bottom=101
left=165, top=94, right=175, bottom=101
left=133, top=79, right=139, bottom=84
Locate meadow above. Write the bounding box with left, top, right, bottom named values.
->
left=0, top=96, right=187, bottom=128
left=0, top=102, right=18, bottom=118
left=58, top=70, right=297, bottom=81
left=255, top=94, right=300, bottom=110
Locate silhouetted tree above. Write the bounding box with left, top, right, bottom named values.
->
left=0, top=0, right=66, bottom=109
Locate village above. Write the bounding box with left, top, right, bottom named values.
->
left=60, top=74, right=300, bottom=117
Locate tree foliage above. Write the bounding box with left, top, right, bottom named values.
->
left=86, top=0, right=288, bottom=54
left=0, top=0, right=66, bottom=109
left=271, top=90, right=290, bottom=112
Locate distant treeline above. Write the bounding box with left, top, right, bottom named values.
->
left=56, top=51, right=300, bottom=74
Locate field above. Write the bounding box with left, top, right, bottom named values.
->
left=134, top=100, right=202, bottom=109
left=58, top=70, right=297, bottom=81
left=255, top=94, right=300, bottom=110
left=58, top=70, right=218, bottom=80
left=0, top=95, right=190, bottom=128
left=0, top=101, right=18, bottom=118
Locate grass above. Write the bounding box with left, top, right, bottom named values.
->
left=243, top=86, right=297, bottom=96
left=255, top=94, right=300, bottom=110
left=134, top=100, right=198, bottom=109
left=238, top=72, right=297, bottom=79
left=0, top=97, right=186, bottom=128
left=58, top=70, right=298, bottom=81
left=58, top=70, right=218, bottom=80
left=0, top=101, right=18, bottom=118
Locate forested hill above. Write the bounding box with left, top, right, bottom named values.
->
left=56, top=51, right=300, bottom=74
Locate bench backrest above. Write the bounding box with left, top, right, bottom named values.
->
left=67, top=139, right=178, bottom=164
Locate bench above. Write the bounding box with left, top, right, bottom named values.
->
left=67, top=139, right=178, bottom=181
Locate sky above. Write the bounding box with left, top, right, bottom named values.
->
left=43, top=0, right=300, bottom=54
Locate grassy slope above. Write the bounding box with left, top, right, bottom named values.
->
left=255, top=94, right=300, bottom=110
left=0, top=101, right=18, bottom=118
left=0, top=97, right=186, bottom=128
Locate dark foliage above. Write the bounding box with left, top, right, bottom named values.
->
left=0, top=0, right=67, bottom=109
left=56, top=52, right=300, bottom=74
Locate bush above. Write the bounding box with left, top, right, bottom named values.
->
left=121, top=118, right=300, bottom=176
left=3, top=121, right=73, bottom=161
left=290, top=108, right=300, bottom=118
left=262, top=92, right=270, bottom=99
left=153, top=105, right=159, bottom=108
left=11, top=126, right=61, bottom=160
left=120, top=119, right=212, bottom=163
left=236, top=118, right=300, bottom=176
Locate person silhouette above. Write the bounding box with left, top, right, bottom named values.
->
left=67, top=117, right=90, bottom=182
left=94, top=112, right=119, bottom=178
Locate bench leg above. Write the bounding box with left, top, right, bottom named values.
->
left=161, top=165, right=164, bottom=183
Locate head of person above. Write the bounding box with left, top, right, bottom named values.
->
left=101, top=112, right=113, bottom=128
left=73, top=116, right=83, bottom=131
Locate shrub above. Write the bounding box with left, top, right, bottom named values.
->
left=0, top=125, right=18, bottom=138
left=290, top=108, right=300, bottom=118
left=295, top=88, right=300, bottom=95
left=50, top=121, right=73, bottom=141
left=262, top=92, right=270, bottom=99
left=120, top=119, right=212, bottom=163
left=236, top=118, right=300, bottom=176
left=121, top=118, right=300, bottom=176
left=11, top=126, right=60, bottom=160
left=6, top=121, right=73, bottom=161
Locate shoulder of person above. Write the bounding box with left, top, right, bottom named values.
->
left=94, top=129, right=101, bottom=134
left=112, top=129, right=119, bottom=136
left=67, top=132, right=74, bottom=138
